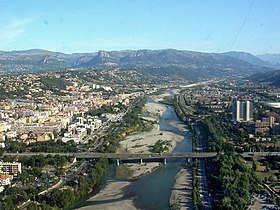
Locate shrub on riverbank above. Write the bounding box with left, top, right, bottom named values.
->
left=153, top=140, right=171, bottom=153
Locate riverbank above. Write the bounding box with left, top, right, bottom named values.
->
left=117, top=96, right=185, bottom=179
left=76, top=181, right=137, bottom=210
left=76, top=92, right=191, bottom=210
left=170, top=167, right=193, bottom=210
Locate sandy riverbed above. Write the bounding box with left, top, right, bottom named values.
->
left=170, top=167, right=193, bottom=210
left=76, top=93, right=190, bottom=210
left=117, top=98, right=186, bottom=179
left=76, top=181, right=137, bottom=210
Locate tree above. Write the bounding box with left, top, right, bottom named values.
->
left=252, top=160, right=259, bottom=171
left=27, top=202, right=40, bottom=210
left=0, top=148, right=4, bottom=156
left=217, top=197, right=234, bottom=210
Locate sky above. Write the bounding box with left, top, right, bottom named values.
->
left=0, top=0, right=279, bottom=55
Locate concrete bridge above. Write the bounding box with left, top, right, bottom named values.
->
left=3, top=152, right=280, bottom=165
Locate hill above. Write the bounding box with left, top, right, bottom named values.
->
left=0, top=49, right=274, bottom=81
left=222, top=51, right=275, bottom=68
left=257, top=53, right=280, bottom=68
left=247, top=70, right=280, bottom=86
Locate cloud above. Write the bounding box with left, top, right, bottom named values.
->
left=0, top=16, right=37, bottom=48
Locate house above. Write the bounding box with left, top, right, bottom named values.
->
left=0, top=162, right=22, bottom=175
left=37, top=132, right=54, bottom=142
left=0, top=177, right=11, bottom=186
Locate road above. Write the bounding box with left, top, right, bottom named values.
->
left=196, top=128, right=213, bottom=210
left=4, top=152, right=217, bottom=159
left=179, top=94, right=195, bottom=113
left=4, top=151, right=279, bottom=160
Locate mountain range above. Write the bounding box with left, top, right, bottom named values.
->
left=222, top=51, right=276, bottom=68
left=257, top=53, right=280, bottom=67
left=0, top=49, right=278, bottom=81
left=247, top=69, right=280, bottom=86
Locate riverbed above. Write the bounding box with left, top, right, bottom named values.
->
left=76, top=94, right=192, bottom=210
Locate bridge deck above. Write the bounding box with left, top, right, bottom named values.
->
left=3, top=152, right=280, bottom=160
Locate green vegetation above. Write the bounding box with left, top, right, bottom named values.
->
left=170, top=200, right=181, bottom=210
left=0, top=86, right=27, bottom=100
left=44, top=188, right=76, bottom=209
left=194, top=111, right=260, bottom=209
left=174, top=90, right=271, bottom=209
left=0, top=186, right=41, bottom=209
left=132, top=144, right=145, bottom=148
left=121, top=97, right=153, bottom=134
left=0, top=155, right=73, bottom=209
left=4, top=140, right=27, bottom=153
left=96, top=97, right=153, bottom=153
left=209, top=153, right=261, bottom=210
left=190, top=124, right=202, bottom=209
left=153, top=140, right=171, bottom=153
left=192, top=159, right=202, bottom=210
left=173, top=95, right=188, bottom=122
left=27, top=158, right=109, bottom=210
left=28, top=140, right=78, bottom=153
left=196, top=114, right=262, bottom=209
left=198, top=117, right=233, bottom=153
left=85, top=103, right=126, bottom=117
left=19, top=154, right=73, bottom=168
left=40, top=76, right=71, bottom=91
left=39, top=98, right=153, bottom=208
left=115, top=164, right=133, bottom=179
left=160, top=95, right=176, bottom=105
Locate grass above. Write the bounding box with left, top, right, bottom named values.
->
left=132, top=144, right=145, bottom=148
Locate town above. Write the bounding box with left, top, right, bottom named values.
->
left=0, top=69, right=178, bottom=209
left=0, top=68, right=279, bottom=209
left=1, top=0, right=280, bottom=209
left=173, top=79, right=280, bottom=210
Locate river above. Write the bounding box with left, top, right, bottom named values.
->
left=76, top=98, right=192, bottom=210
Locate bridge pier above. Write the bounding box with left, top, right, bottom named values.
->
left=140, top=158, right=143, bottom=165
left=116, top=159, right=120, bottom=166
left=185, top=158, right=191, bottom=167
left=163, top=158, right=167, bottom=165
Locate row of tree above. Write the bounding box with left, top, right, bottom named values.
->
left=198, top=115, right=263, bottom=209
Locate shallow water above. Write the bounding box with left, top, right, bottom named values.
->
left=77, top=98, right=192, bottom=210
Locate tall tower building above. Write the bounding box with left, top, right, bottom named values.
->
left=269, top=116, right=275, bottom=128
left=245, top=101, right=253, bottom=121
left=233, top=100, right=241, bottom=121
left=232, top=100, right=253, bottom=122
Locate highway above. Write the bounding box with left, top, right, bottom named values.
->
left=3, top=152, right=280, bottom=160
left=196, top=127, right=213, bottom=210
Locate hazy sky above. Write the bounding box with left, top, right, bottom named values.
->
left=0, top=0, right=279, bottom=54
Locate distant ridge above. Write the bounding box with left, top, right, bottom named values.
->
left=0, top=49, right=275, bottom=81
left=257, top=53, right=280, bottom=68
left=247, top=69, right=280, bottom=86
left=222, top=51, right=275, bottom=68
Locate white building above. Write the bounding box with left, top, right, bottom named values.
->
left=232, top=100, right=253, bottom=122
left=0, top=177, right=11, bottom=186
left=0, top=162, right=22, bottom=174
left=265, top=102, right=280, bottom=108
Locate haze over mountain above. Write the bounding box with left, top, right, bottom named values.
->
left=257, top=54, right=280, bottom=68
left=0, top=49, right=275, bottom=81
left=222, top=51, right=276, bottom=68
